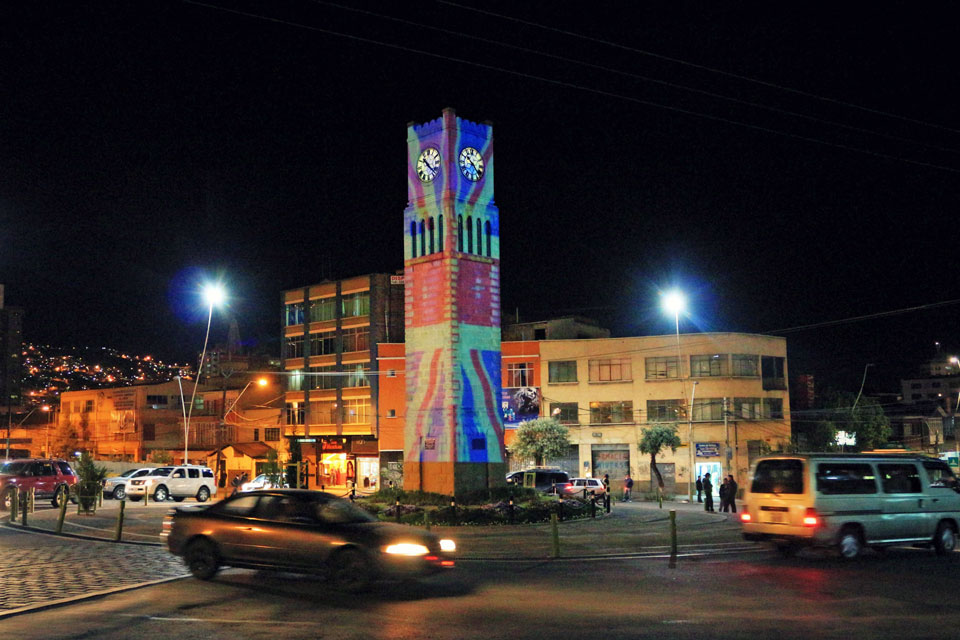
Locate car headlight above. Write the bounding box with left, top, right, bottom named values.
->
left=439, top=539, right=456, bottom=552
left=383, top=543, right=430, bottom=556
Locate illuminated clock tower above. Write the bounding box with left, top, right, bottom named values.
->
left=403, top=108, right=506, bottom=495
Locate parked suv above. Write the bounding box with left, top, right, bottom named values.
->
left=126, top=465, right=217, bottom=502
left=505, top=468, right=571, bottom=493
left=103, top=467, right=155, bottom=500
left=0, top=458, right=78, bottom=510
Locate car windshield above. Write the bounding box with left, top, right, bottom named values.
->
left=119, top=469, right=139, bottom=478
left=0, top=461, right=29, bottom=475
left=150, top=467, right=175, bottom=476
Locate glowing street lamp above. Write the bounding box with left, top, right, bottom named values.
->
left=6, top=404, right=50, bottom=460
left=223, top=377, right=269, bottom=422
left=184, top=282, right=226, bottom=464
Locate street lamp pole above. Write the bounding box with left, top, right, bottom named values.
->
left=5, top=405, right=49, bottom=459
left=662, top=290, right=690, bottom=500
left=222, top=377, right=268, bottom=422
left=184, top=283, right=225, bottom=465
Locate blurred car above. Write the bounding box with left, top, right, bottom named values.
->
left=103, top=467, right=155, bottom=500
left=564, top=477, right=606, bottom=497
left=162, top=489, right=456, bottom=592
left=505, top=468, right=571, bottom=493
left=0, top=459, right=78, bottom=510
left=240, top=473, right=286, bottom=492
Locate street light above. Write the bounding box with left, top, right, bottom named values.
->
left=184, top=282, right=226, bottom=464
left=661, top=289, right=692, bottom=501
left=223, top=377, right=269, bottom=422
left=5, top=404, right=49, bottom=460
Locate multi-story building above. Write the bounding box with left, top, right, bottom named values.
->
left=281, top=273, right=404, bottom=490
left=0, top=285, right=24, bottom=416
left=379, top=332, right=791, bottom=496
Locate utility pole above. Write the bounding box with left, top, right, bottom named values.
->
left=723, top=397, right=730, bottom=478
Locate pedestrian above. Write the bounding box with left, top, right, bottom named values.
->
left=602, top=474, right=610, bottom=492
left=230, top=473, right=241, bottom=496
left=719, top=477, right=729, bottom=512
left=623, top=473, right=634, bottom=502
left=703, top=473, right=714, bottom=512
left=727, top=475, right=738, bottom=513
left=695, top=475, right=703, bottom=503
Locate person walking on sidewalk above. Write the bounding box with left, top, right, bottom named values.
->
left=703, top=473, right=714, bottom=512
left=719, top=477, right=729, bottom=512
left=696, top=475, right=703, bottom=503
left=726, top=475, right=738, bottom=513
left=622, top=473, right=634, bottom=502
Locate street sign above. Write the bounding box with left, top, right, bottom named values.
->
left=696, top=442, right=720, bottom=457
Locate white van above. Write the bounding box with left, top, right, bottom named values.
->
left=740, top=453, right=960, bottom=558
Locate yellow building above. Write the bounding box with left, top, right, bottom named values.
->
left=536, top=332, right=790, bottom=495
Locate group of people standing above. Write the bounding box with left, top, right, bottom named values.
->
left=695, top=473, right=738, bottom=513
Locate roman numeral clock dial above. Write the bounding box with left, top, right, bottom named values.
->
left=416, top=147, right=441, bottom=182
left=458, top=146, right=484, bottom=181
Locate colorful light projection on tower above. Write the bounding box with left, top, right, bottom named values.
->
left=403, top=108, right=506, bottom=495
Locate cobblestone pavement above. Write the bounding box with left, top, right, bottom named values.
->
left=0, top=525, right=189, bottom=615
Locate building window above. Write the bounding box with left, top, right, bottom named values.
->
left=410, top=221, right=417, bottom=258
left=485, top=220, right=492, bottom=257
left=309, top=330, right=337, bottom=356
left=476, top=218, right=483, bottom=255
left=341, top=326, right=370, bottom=352
left=343, top=398, right=371, bottom=424
left=310, top=297, right=336, bottom=322
left=731, top=354, right=759, bottom=377
left=310, top=400, right=337, bottom=424
left=645, top=356, right=679, bottom=380
left=253, top=429, right=259, bottom=442
left=692, top=398, right=723, bottom=421
left=438, top=215, right=444, bottom=251
left=84, top=399, right=95, bottom=412
left=387, top=409, right=396, bottom=418
left=146, top=395, right=167, bottom=408
left=507, top=362, right=534, bottom=387
left=310, top=365, right=337, bottom=390
left=548, top=360, right=578, bottom=383
left=457, top=215, right=463, bottom=251
left=467, top=216, right=473, bottom=252
left=550, top=402, right=579, bottom=424
left=341, top=292, right=370, bottom=318
left=761, top=356, right=786, bottom=390
left=286, top=403, right=304, bottom=426
left=285, top=303, right=304, bottom=326
left=590, top=401, right=633, bottom=424
left=734, top=397, right=763, bottom=419
left=345, top=364, right=371, bottom=388
left=419, top=220, right=426, bottom=256
left=428, top=217, right=435, bottom=254
left=690, top=354, right=729, bottom=377
left=265, top=428, right=280, bottom=442
left=647, top=399, right=683, bottom=422
left=589, top=358, right=632, bottom=382
left=284, top=335, right=304, bottom=359
left=762, top=398, right=784, bottom=419
left=287, top=370, right=303, bottom=392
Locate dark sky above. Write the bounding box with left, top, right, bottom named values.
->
left=2, top=1, right=959, bottom=392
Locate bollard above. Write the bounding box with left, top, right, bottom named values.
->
left=550, top=513, right=560, bottom=558
left=557, top=498, right=564, bottom=522
left=99, top=487, right=103, bottom=508
left=29, top=488, right=35, bottom=514
left=10, top=486, right=18, bottom=521
left=395, top=499, right=401, bottom=524
left=114, top=500, right=126, bottom=542
left=56, top=492, right=68, bottom=533
left=423, top=509, right=431, bottom=531
left=669, top=509, right=677, bottom=569
left=508, top=498, right=515, bottom=525
left=144, top=488, right=148, bottom=506
left=21, top=491, right=28, bottom=527
left=591, top=496, right=597, bottom=519
left=605, top=493, right=611, bottom=514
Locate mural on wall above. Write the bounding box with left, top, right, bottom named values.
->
left=501, top=387, right=540, bottom=425
left=403, top=109, right=505, bottom=472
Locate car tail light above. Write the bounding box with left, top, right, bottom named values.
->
left=802, top=508, right=819, bottom=527
left=740, top=512, right=752, bottom=522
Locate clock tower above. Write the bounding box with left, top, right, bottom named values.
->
left=403, top=108, right=506, bottom=495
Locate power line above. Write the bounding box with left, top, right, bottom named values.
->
left=765, top=298, right=960, bottom=335
left=437, top=0, right=960, bottom=137
left=180, top=0, right=960, bottom=174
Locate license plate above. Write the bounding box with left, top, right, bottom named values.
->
left=767, top=511, right=786, bottom=524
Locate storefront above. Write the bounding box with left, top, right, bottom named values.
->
left=299, top=436, right=380, bottom=491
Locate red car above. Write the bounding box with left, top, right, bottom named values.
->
left=0, top=458, right=78, bottom=510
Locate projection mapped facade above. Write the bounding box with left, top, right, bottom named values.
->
left=403, top=108, right=506, bottom=495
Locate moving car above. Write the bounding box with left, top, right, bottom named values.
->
left=564, top=477, right=606, bottom=497
left=162, top=489, right=456, bottom=591
left=126, top=465, right=217, bottom=502
left=0, top=458, right=78, bottom=510
left=505, top=468, right=571, bottom=493
left=240, top=473, right=286, bottom=492
left=103, top=467, right=155, bottom=500
left=741, top=453, right=960, bottom=558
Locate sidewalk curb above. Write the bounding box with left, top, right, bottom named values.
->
left=0, top=574, right=190, bottom=620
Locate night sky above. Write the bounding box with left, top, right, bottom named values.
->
left=3, top=1, right=959, bottom=393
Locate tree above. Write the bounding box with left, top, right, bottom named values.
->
left=510, top=418, right=570, bottom=467
left=802, top=390, right=891, bottom=452
left=639, top=424, right=682, bottom=491
left=148, top=449, right=173, bottom=465
left=75, top=452, right=107, bottom=511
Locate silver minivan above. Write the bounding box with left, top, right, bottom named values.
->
left=741, top=453, right=960, bottom=558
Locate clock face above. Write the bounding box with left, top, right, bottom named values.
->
left=458, top=146, right=484, bottom=181
left=416, top=147, right=441, bottom=182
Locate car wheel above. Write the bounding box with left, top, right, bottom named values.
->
left=153, top=486, right=169, bottom=502
left=113, top=485, right=126, bottom=501
left=51, top=485, right=68, bottom=509
left=838, top=527, right=862, bottom=559
left=185, top=538, right=220, bottom=580
left=196, top=486, right=210, bottom=502
left=329, top=548, right=375, bottom=593
left=934, top=521, right=957, bottom=556
left=173, top=497, right=185, bottom=502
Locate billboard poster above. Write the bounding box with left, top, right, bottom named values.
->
left=501, top=387, right=540, bottom=426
